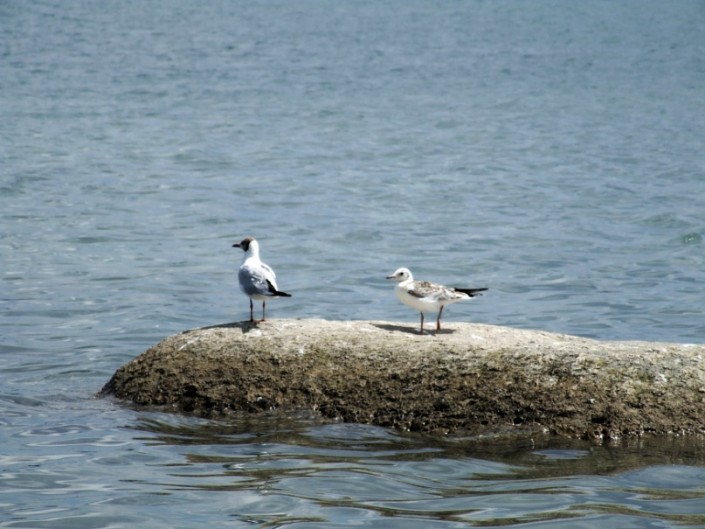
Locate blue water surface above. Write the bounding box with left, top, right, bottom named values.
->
left=2, top=1, right=705, bottom=527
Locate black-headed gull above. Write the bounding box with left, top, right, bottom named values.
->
left=233, top=237, right=291, bottom=322
left=386, top=267, right=487, bottom=334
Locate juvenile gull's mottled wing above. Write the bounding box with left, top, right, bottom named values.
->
left=407, top=281, right=462, bottom=302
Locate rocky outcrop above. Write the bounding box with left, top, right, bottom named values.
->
left=101, top=319, right=705, bottom=440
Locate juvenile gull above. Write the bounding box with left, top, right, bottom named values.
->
left=386, top=267, right=487, bottom=334
left=233, top=237, right=291, bottom=322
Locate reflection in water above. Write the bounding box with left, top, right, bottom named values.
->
left=130, top=412, right=705, bottom=528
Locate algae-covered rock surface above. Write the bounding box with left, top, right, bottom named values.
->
left=101, top=319, right=705, bottom=440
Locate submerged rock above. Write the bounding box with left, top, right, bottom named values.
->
left=101, top=319, right=705, bottom=440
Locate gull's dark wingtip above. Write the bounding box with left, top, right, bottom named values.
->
left=266, top=279, right=292, bottom=297
left=454, top=287, right=488, bottom=297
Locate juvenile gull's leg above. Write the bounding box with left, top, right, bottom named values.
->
left=436, top=306, right=445, bottom=332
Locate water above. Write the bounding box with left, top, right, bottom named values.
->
left=2, top=1, right=705, bottom=527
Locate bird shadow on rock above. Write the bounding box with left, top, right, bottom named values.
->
left=188, top=321, right=263, bottom=333
left=371, top=323, right=457, bottom=336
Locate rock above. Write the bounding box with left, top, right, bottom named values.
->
left=100, top=319, right=705, bottom=440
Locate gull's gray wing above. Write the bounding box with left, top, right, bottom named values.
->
left=239, top=261, right=278, bottom=297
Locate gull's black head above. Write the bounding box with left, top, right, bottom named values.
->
left=232, top=237, right=255, bottom=251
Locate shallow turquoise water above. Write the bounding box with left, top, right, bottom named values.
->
left=2, top=1, right=705, bottom=527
